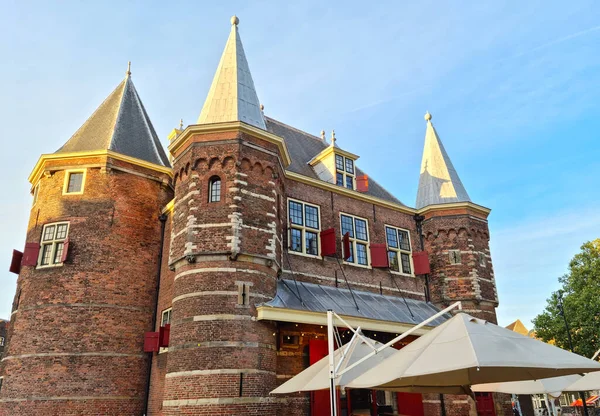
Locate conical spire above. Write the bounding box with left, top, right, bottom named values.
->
left=415, top=112, right=470, bottom=209
left=56, top=63, right=170, bottom=167
left=197, top=16, right=266, bottom=129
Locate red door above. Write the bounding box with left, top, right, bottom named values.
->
left=475, top=393, right=496, bottom=416
left=396, top=392, right=425, bottom=416
left=310, top=339, right=331, bottom=416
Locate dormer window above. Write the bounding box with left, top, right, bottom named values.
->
left=335, top=155, right=355, bottom=190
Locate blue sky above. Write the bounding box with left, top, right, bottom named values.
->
left=1, top=1, right=599, bottom=327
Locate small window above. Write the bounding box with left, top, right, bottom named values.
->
left=32, top=183, right=40, bottom=205
left=288, top=199, right=321, bottom=257
left=345, top=159, right=354, bottom=174
left=449, top=250, right=461, bottom=265
left=479, top=252, right=486, bottom=267
left=161, top=308, right=172, bottom=326
left=209, top=176, right=221, bottom=202
left=237, top=282, right=251, bottom=306
left=335, top=155, right=344, bottom=171
left=385, top=226, right=413, bottom=275
left=38, top=222, right=69, bottom=268
left=0, top=336, right=4, bottom=346
left=340, top=213, right=370, bottom=266
left=0, top=377, right=3, bottom=394
left=334, top=154, right=356, bottom=190
left=282, top=334, right=299, bottom=346
left=63, top=170, right=85, bottom=195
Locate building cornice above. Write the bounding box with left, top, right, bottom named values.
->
left=28, top=150, right=173, bottom=185
left=168, top=121, right=292, bottom=168
left=417, top=201, right=491, bottom=217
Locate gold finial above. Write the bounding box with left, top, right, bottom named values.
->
left=424, top=111, right=432, bottom=121
left=260, top=104, right=264, bottom=111
left=126, top=61, right=131, bottom=77
left=179, top=118, right=183, bottom=130
left=231, top=15, right=239, bottom=26
left=320, top=130, right=325, bottom=141
left=331, top=130, right=336, bottom=146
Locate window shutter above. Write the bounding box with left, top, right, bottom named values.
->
left=9, top=250, right=23, bottom=274
left=342, top=232, right=351, bottom=260
left=144, top=332, right=160, bottom=352
left=320, top=228, right=336, bottom=257
left=21, top=243, right=40, bottom=267
left=356, top=175, right=369, bottom=192
left=369, top=244, right=388, bottom=268
left=61, top=238, right=70, bottom=263
left=159, top=324, right=171, bottom=348
left=412, top=251, right=431, bottom=275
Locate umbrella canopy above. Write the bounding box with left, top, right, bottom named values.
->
left=272, top=335, right=395, bottom=394
left=347, top=313, right=600, bottom=391
left=565, top=370, right=600, bottom=392
left=472, top=375, right=581, bottom=398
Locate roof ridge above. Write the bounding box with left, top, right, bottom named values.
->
left=265, top=116, right=326, bottom=144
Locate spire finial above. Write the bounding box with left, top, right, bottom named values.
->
left=231, top=15, right=239, bottom=26
left=260, top=104, right=264, bottom=112
left=126, top=61, right=131, bottom=78
left=179, top=118, right=183, bottom=130
left=331, top=130, right=336, bottom=146
left=320, top=130, right=325, bottom=141
left=424, top=111, right=432, bottom=121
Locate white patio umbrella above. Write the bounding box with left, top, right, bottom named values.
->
left=564, top=370, right=600, bottom=392
left=272, top=334, right=396, bottom=394
left=346, top=313, right=600, bottom=392
left=472, top=374, right=582, bottom=398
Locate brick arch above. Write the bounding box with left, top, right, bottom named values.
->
left=185, top=162, right=190, bottom=175
left=208, top=157, right=220, bottom=170
left=193, top=158, right=208, bottom=172
left=458, top=227, right=468, bottom=238
left=447, top=228, right=458, bottom=240
left=239, top=157, right=252, bottom=172
left=221, top=156, right=235, bottom=169
left=264, top=165, right=274, bottom=179
left=252, top=161, right=264, bottom=174
left=173, top=172, right=179, bottom=186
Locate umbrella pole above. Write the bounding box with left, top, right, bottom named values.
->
left=327, top=310, right=338, bottom=416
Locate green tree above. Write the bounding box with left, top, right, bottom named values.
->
left=533, top=239, right=600, bottom=358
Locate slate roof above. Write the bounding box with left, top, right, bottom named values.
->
left=56, top=74, right=170, bottom=167
left=265, top=117, right=404, bottom=206
left=261, top=279, right=450, bottom=327
left=415, top=113, right=470, bottom=209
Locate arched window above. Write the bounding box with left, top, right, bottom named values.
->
left=209, top=176, right=221, bottom=202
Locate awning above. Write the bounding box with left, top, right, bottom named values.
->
left=256, top=279, right=450, bottom=335
left=569, top=395, right=598, bottom=406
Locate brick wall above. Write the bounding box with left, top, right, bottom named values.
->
left=0, top=156, right=172, bottom=416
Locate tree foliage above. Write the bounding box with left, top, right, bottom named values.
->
left=533, top=239, right=600, bottom=358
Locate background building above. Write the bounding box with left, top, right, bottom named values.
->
left=0, top=17, right=506, bottom=416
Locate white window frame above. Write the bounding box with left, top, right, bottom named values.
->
left=0, top=336, right=4, bottom=346
left=161, top=308, right=172, bottom=326
left=335, top=154, right=355, bottom=190
left=37, top=221, right=70, bottom=269
left=449, top=250, right=462, bottom=265
left=62, top=169, right=86, bottom=195
left=208, top=176, right=221, bottom=203
left=287, top=198, right=321, bottom=258
left=385, top=225, right=414, bottom=276
left=340, top=212, right=370, bottom=268
left=32, top=183, right=40, bottom=206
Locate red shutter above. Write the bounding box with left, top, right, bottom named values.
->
left=61, top=238, right=70, bottom=263
left=370, top=244, right=389, bottom=268
left=320, top=228, right=336, bottom=257
left=21, top=243, right=40, bottom=267
left=159, top=324, right=171, bottom=348
left=144, top=332, right=160, bottom=352
left=9, top=250, right=23, bottom=274
left=342, top=232, right=351, bottom=260
left=412, top=251, right=431, bottom=275
left=356, top=175, right=369, bottom=192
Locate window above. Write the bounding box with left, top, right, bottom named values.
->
left=237, top=282, right=251, bottom=306
left=385, top=226, right=412, bottom=275
left=340, top=213, right=369, bottom=266
left=32, top=183, right=40, bottom=205
left=161, top=308, right=172, bottom=326
left=282, top=334, right=299, bottom=346
left=209, top=176, right=221, bottom=202
left=38, top=222, right=69, bottom=268
left=288, top=199, right=321, bottom=257
left=0, top=336, right=4, bottom=346
left=478, top=252, right=486, bottom=267
left=63, top=170, right=86, bottom=195
left=449, top=250, right=461, bottom=265
left=335, top=154, right=355, bottom=190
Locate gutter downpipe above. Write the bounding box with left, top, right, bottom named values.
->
left=144, top=213, right=168, bottom=416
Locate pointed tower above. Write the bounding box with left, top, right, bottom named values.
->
left=415, top=113, right=499, bottom=323
left=0, top=65, right=173, bottom=415
left=162, top=17, right=289, bottom=416
left=416, top=112, right=470, bottom=209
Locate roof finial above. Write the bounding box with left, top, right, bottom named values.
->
left=260, top=104, right=264, bottom=112
left=320, top=130, right=325, bottom=141
left=126, top=61, right=131, bottom=78
left=331, top=130, right=336, bottom=146
left=231, top=15, right=239, bottom=26
left=179, top=118, right=183, bottom=130
left=424, top=111, right=432, bottom=121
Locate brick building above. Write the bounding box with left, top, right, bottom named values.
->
left=0, top=16, right=507, bottom=416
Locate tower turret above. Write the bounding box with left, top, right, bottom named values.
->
left=416, top=113, right=499, bottom=322
left=0, top=65, right=173, bottom=415
left=162, top=17, right=288, bottom=415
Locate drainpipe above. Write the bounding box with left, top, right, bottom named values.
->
left=144, top=213, right=168, bottom=416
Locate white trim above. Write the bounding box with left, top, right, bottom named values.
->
left=37, top=221, right=70, bottom=269
left=62, top=168, right=87, bottom=195
left=384, top=224, right=415, bottom=277
left=287, top=198, right=322, bottom=258
left=339, top=212, right=371, bottom=268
